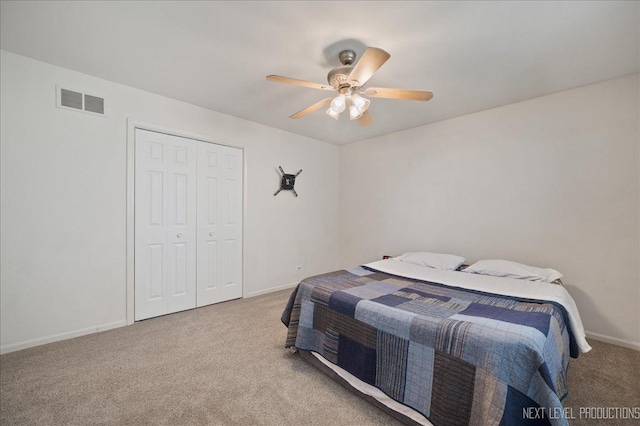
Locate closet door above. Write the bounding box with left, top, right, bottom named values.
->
left=197, top=143, right=243, bottom=306
left=135, top=129, right=197, bottom=320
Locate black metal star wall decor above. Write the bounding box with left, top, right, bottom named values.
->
left=274, top=166, right=302, bottom=197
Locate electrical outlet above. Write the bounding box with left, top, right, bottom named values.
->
left=296, top=265, right=303, bottom=271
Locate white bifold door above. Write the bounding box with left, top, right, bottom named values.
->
left=135, top=129, right=242, bottom=321
left=196, top=142, right=243, bottom=307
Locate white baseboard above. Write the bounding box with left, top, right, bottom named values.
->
left=585, top=330, right=640, bottom=351
left=0, top=320, right=127, bottom=355
left=245, top=282, right=298, bottom=298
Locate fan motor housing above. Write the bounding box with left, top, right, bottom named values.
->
left=327, top=65, right=354, bottom=88
left=327, top=49, right=359, bottom=88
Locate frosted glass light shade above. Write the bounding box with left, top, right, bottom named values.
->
left=326, top=107, right=340, bottom=120
left=349, top=104, right=363, bottom=120
left=330, top=94, right=346, bottom=113
left=350, top=94, right=370, bottom=113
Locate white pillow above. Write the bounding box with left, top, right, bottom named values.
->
left=462, top=259, right=563, bottom=283
left=395, top=252, right=466, bottom=271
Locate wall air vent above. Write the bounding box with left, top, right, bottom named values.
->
left=84, top=94, right=104, bottom=114
left=56, top=86, right=107, bottom=117
left=60, top=89, right=83, bottom=110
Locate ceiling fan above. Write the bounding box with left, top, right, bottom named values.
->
left=266, top=47, right=433, bottom=126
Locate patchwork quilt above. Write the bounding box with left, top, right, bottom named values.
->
left=281, top=266, right=577, bottom=426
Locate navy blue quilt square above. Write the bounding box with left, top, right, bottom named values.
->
left=329, top=291, right=362, bottom=318
left=462, top=303, right=551, bottom=336
left=500, top=385, right=551, bottom=426
left=337, top=334, right=377, bottom=386
left=371, top=293, right=409, bottom=307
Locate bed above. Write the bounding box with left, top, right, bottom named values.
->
left=281, top=258, right=591, bottom=426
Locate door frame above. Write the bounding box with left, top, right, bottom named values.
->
left=125, top=119, right=245, bottom=325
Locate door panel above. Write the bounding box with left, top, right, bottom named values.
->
left=197, top=143, right=243, bottom=307
left=205, top=241, right=218, bottom=290
left=225, top=179, right=237, bottom=225
left=206, top=177, right=218, bottom=225
left=165, top=135, right=197, bottom=314
left=135, top=129, right=197, bottom=320
left=149, top=172, right=164, bottom=226
left=148, top=244, right=163, bottom=300
left=173, top=174, right=188, bottom=225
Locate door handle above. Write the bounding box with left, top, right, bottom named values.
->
left=209, top=232, right=215, bottom=237
left=177, top=233, right=183, bottom=238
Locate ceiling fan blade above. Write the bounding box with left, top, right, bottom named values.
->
left=364, top=87, right=434, bottom=101
left=358, top=110, right=373, bottom=126
left=290, top=98, right=332, bottom=119
left=266, top=75, right=334, bottom=91
left=347, top=47, right=390, bottom=86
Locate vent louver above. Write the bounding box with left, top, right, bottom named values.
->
left=84, top=94, right=104, bottom=114
left=60, top=89, right=83, bottom=110
left=56, top=86, right=106, bottom=116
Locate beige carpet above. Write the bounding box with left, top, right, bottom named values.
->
left=1, top=289, right=638, bottom=425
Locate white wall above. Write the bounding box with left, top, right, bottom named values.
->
left=340, top=74, right=640, bottom=349
left=0, top=51, right=341, bottom=353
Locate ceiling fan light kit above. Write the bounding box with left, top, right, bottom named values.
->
left=326, top=91, right=370, bottom=120
left=267, top=47, right=433, bottom=126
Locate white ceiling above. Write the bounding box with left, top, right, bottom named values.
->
left=1, top=1, right=638, bottom=145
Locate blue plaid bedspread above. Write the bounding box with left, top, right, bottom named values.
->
left=281, top=266, right=577, bottom=426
